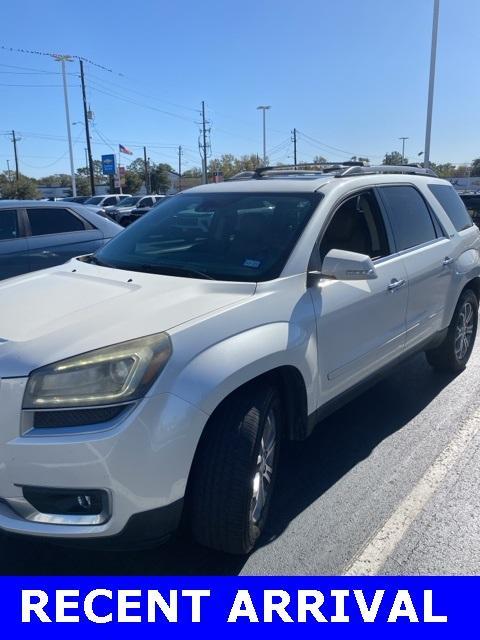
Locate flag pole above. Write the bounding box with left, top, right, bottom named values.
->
left=117, top=147, right=123, bottom=195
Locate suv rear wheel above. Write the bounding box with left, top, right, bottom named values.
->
left=426, top=288, right=478, bottom=373
left=190, top=382, right=282, bottom=554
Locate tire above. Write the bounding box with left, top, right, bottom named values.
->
left=190, top=382, right=282, bottom=554
left=426, top=288, right=478, bottom=373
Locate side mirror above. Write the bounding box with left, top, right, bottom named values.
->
left=308, top=249, right=377, bottom=286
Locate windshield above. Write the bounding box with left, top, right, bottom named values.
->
left=85, top=196, right=104, bottom=205
left=95, top=192, right=321, bottom=282
left=117, top=196, right=142, bottom=207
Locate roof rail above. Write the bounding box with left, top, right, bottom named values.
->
left=251, top=161, right=367, bottom=179
left=336, top=165, right=438, bottom=178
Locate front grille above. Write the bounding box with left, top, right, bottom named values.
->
left=33, top=405, right=128, bottom=428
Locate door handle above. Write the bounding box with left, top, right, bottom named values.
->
left=443, top=256, right=454, bottom=266
left=388, top=278, right=406, bottom=292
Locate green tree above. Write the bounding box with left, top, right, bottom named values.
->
left=429, top=162, right=456, bottom=178
left=38, top=173, right=72, bottom=187
left=127, top=157, right=148, bottom=176
left=383, top=151, right=406, bottom=165
left=0, top=172, right=40, bottom=199
left=75, top=176, right=92, bottom=196
left=208, top=153, right=262, bottom=179
left=150, top=163, right=172, bottom=194
left=470, top=158, right=480, bottom=177
left=77, top=160, right=105, bottom=182
left=124, top=171, right=143, bottom=194
left=183, top=167, right=202, bottom=178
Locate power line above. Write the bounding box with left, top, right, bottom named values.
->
left=85, top=70, right=199, bottom=115
left=0, top=45, right=123, bottom=75
left=88, top=81, right=196, bottom=124
left=297, top=130, right=382, bottom=160
left=0, top=82, right=80, bottom=87
left=0, top=62, right=74, bottom=74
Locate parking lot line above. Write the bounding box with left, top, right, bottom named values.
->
left=344, top=409, right=480, bottom=576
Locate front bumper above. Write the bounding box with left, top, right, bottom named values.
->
left=0, top=377, right=209, bottom=540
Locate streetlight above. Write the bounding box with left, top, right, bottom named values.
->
left=52, top=54, right=76, bottom=196
left=257, top=105, right=271, bottom=165
left=424, top=0, right=440, bottom=168
left=399, top=137, right=409, bottom=164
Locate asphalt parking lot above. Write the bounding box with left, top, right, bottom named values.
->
left=1, top=345, right=479, bottom=576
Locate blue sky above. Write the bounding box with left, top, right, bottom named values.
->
left=0, top=0, right=478, bottom=177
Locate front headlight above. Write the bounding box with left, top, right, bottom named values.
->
left=23, top=333, right=172, bottom=409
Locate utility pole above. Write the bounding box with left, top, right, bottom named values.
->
left=11, top=130, right=19, bottom=181
left=178, top=145, right=183, bottom=192
left=292, top=128, right=297, bottom=168
left=399, top=137, right=409, bottom=164
left=53, top=55, right=76, bottom=196
left=143, top=146, right=149, bottom=193
left=201, top=101, right=208, bottom=184
left=79, top=60, right=95, bottom=196
left=424, top=0, right=440, bottom=168
left=257, top=105, right=271, bottom=165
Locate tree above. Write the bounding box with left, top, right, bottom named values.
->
left=126, top=157, right=147, bottom=176
left=38, top=173, right=72, bottom=187
left=207, top=153, right=262, bottom=179
left=312, top=155, right=327, bottom=164
left=150, top=163, right=172, bottom=194
left=429, top=162, right=456, bottom=178
left=124, top=171, right=143, bottom=194
left=183, top=167, right=202, bottom=178
left=470, top=158, right=480, bottom=177
left=383, top=151, right=406, bottom=165
left=77, top=160, right=105, bottom=182
left=0, top=172, right=40, bottom=199
left=75, top=176, right=92, bottom=196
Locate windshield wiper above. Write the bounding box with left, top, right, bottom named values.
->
left=83, top=254, right=114, bottom=268
left=124, top=263, right=215, bottom=280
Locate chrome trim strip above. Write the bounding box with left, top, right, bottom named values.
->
left=7, top=493, right=111, bottom=526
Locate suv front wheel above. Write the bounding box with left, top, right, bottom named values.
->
left=189, top=382, right=282, bottom=554
left=426, top=288, right=478, bottom=373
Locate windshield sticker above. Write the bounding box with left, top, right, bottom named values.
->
left=243, top=259, right=261, bottom=268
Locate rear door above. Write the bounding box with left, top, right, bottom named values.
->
left=0, top=208, right=30, bottom=280
left=377, top=184, right=454, bottom=349
left=24, top=207, right=104, bottom=271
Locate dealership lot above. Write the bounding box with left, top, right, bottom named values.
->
left=1, top=343, right=479, bottom=576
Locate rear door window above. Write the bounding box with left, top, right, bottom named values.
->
left=27, top=208, right=86, bottom=236
left=428, top=184, right=473, bottom=232
left=378, top=185, right=437, bottom=251
left=103, top=196, right=117, bottom=206
left=0, top=209, right=19, bottom=241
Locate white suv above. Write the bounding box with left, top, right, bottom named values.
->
left=0, top=164, right=479, bottom=554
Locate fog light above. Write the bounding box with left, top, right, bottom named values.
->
left=22, top=486, right=106, bottom=517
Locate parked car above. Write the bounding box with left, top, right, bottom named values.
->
left=0, top=166, right=479, bottom=554
left=109, top=195, right=166, bottom=226
left=61, top=196, right=92, bottom=204
left=84, top=194, right=131, bottom=210
left=459, top=192, right=480, bottom=227
left=120, top=195, right=172, bottom=226
left=0, top=200, right=122, bottom=280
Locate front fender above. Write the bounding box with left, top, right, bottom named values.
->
left=164, top=322, right=318, bottom=416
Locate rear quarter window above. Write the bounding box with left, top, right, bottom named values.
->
left=428, top=184, right=473, bottom=232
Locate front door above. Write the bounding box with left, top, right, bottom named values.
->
left=309, top=189, right=408, bottom=404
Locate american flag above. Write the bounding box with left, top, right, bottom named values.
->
left=119, top=144, right=133, bottom=155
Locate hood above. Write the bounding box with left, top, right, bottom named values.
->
left=0, top=260, right=256, bottom=376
